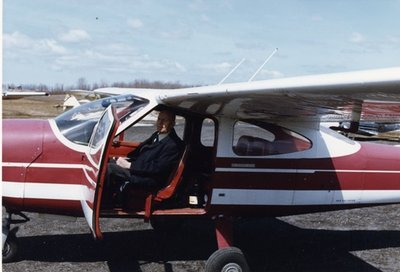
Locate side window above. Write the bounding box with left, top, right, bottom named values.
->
left=121, top=110, right=185, bottom=142
left=233, top=121, right=311, bottom=156
left=201, top=118, right=215, bottom=147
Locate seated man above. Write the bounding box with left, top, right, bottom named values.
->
left=106, top=109, right=184, bottom=203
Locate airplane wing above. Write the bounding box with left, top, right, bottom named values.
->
left=93, top=87, right=129, bottom=96
left=157, top=67, right=400, bottom=123
left=2, top=91, right=49, bottom=100
left=94, top=87, right=164, bottom=99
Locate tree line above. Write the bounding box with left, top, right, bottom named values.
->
left=3, top=77, right=194, bottom=93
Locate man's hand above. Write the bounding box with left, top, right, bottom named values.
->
left=116, top=157, right=131, bottom=169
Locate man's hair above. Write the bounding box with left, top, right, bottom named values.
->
left=160, top=109, right=176, bottom=122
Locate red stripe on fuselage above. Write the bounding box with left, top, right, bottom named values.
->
left=214, top=142, right=400, bottom=192
left=2, top=166, right=26, bottom=183
left=24, top=167, right=84, bottom=185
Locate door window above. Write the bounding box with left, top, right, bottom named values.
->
left=88, top=108, right=114, bottom=166
left=121, top=110, right=185, bottom=142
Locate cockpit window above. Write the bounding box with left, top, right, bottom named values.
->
left=233, top=121, right=312, bottom=156
left=55, top=94, right=148, bottom=145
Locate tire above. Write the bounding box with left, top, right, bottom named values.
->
left=2, top=233, right=18, bottom=263
left=205, top=247, right=250, bottom=272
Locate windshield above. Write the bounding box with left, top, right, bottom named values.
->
left=55, top=94, right=148, bottom=145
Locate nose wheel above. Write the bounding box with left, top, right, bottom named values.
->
left=2, top=211, right=29, bottom=263
left=2, top=232, right=18, bottom=263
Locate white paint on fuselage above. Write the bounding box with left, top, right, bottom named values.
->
left=2, top=181, right=93, bottom=202
left=211, top=189, right=400, bottom=206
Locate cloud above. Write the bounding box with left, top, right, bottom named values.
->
left=4, top=31, right=67, bottom=54
left=387, top=35, right=400, bottom=45
left=160, top=28, right=192, bottom=40
left=59, top=29, right=91, bottom=43
left=344, top=32, right=391, bottom=54
left=200, top=14, right=210, bottom=23
left=52, top=43, right=187, bottom=78
left=259, top=69, right=284, bottom=79
left=127, top=18, right=144, bottom=29
left=310, top=15, right=323, bottom=21
left=201, top=62, right=232, bottom=73
left=350, top=32, right=365, bottom=44
left=235, top=42, right=266, bottom=50
left=3, top=32, right=31, bottom=48
left=159, top=20, right=193, bottom=40
left=37, top=39, right=67, bottom=54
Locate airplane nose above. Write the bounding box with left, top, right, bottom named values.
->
left=2, top=119, right=45, bottom=164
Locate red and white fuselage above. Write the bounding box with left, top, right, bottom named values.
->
left=3, top=117, right=400, bottom=218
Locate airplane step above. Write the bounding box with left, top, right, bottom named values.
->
left=101, top=207, right=206, bottom=217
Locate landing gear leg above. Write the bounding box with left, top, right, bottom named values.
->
left=205, top=217, right=249, bottom=272
left=2, top=211, right=29, bottom=263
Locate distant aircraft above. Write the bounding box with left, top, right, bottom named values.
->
left=336, top=121, right=400, bottom=141
left=51, top=91, right=101, bottom=111
left=2, top=90, right=49, bottom=100
left=3, top=67, right=400, bottom=271
left=61, top=94, right=92, bottom=110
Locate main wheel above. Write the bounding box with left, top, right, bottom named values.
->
left=205, top=247, right=249, bottom=272
left=2, top=233, right=18, bottom=263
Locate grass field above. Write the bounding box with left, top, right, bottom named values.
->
left=3, top=95, right=65, bottom=119
left=3, top=94, right=80, bottom=119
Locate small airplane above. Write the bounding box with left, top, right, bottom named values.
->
left=3, top=67, right=400, bottom=271
left=334, top=121, right=400, bottom=141
left=2, top=89, right=49, bottom=100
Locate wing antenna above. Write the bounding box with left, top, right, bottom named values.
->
left=248, top=48, right=278, bottom=82
left=218, top=58, right=246, bottom=85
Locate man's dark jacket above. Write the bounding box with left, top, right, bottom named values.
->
left=126, top=129, right=184, bottom=190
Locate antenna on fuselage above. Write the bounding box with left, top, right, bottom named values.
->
left=218, top=58, right=246, bottom=85
left=248, top=48, right=278, bottom=82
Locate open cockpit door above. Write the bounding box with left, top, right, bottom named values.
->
left=81, top=106, right=119, bottom=239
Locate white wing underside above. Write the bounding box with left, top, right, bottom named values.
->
left=96, top=67, right=400, bottom=123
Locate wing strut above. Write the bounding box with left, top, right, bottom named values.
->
left=348, top=103, right=362, bottom=133
left=331, top=103, right=362, bottom=133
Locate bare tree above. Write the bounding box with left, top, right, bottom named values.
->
left=77, top=77, right=90, bottom=90
left=5, top=78, right=196, bottom=93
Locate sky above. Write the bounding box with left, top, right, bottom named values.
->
left=3, top=0, right=400, bottom=87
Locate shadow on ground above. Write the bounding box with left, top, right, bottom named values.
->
left=14, top=218, right=400, bottom=271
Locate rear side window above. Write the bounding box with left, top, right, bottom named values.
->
left=201, top=118, right=215, bottom=147
left=233, top=121, right=312, bottom=156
